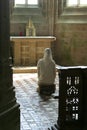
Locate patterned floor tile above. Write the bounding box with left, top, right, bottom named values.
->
left=13, top=73, right=58, bottom=130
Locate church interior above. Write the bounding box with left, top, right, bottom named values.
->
left=0, top=0, right=87, bottom=130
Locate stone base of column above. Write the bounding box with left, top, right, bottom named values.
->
left=0, top=103, right=20, bottom=130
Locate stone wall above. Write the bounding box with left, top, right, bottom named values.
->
left=54, top=1, right=87, bottom=66
left=10, top=0, right=49, bottom=36
left=10, top=0, right=87, bottom=66
left=55, top=23, right=87, bottom=66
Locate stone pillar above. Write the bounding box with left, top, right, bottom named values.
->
left=54, top=0, right=58, bottom=21
left=25, top=0, right=28, bottom=5
left=48, top=0, right=55, bottom=35
left=39, top=0, right=43, bottom=7
left=0, top=0, right=20, bottom=130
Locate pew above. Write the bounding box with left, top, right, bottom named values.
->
left=48, top=66, right=87, bottom=130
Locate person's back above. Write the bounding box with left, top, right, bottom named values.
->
left=37, top=48, right=56, bottom=96
left=37, top=57, right=56, bottom=84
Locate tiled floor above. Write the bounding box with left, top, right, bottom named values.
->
left=13, top=73, right=59, bottom=130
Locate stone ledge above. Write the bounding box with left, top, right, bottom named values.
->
left=12, top=66, right=37, bottom=73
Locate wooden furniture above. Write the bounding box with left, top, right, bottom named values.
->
left=56, top=66, right=87, bottom=130
left=48, top=66, right=87, bottom=130
left=10, top=36, right=56, bottom=66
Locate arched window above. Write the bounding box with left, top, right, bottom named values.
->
left=67, top=0, right=87, bottom=6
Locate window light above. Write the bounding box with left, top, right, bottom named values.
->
left=80, top=0, right=87, bottom=5
left=15, top=0, right=38, bottom=5
left=15, top=0, right=25, bottom=5
left=67, top=0, right=87, bottom=6
left=67, top=0, right=78, bottom=6
left=28, top=0, right=38, bottom=5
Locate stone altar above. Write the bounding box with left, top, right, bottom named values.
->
left=10, top=36, right=56, bottom=66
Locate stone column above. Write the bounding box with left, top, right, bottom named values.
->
left=54, top=0, right=58, bottom=21
left=0, top=0, right=20, bottom=130
left=58, top=0, right=66, bottom=17
left=25, top=0, right=28, bottom=5
left=47, top=0, right=55, bottom=35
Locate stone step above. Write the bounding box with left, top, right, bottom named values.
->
left=13, top=66, right=58, bottom=73
left=12, top=66, right=37, bottom=73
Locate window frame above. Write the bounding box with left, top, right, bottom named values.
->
left=15, top=0, right=38, bottom=6
left=28, top=0, right=38, bottom=5
left=57, top=0, right=87, bottom=23
left=67, top=0, right=87, bottom=7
